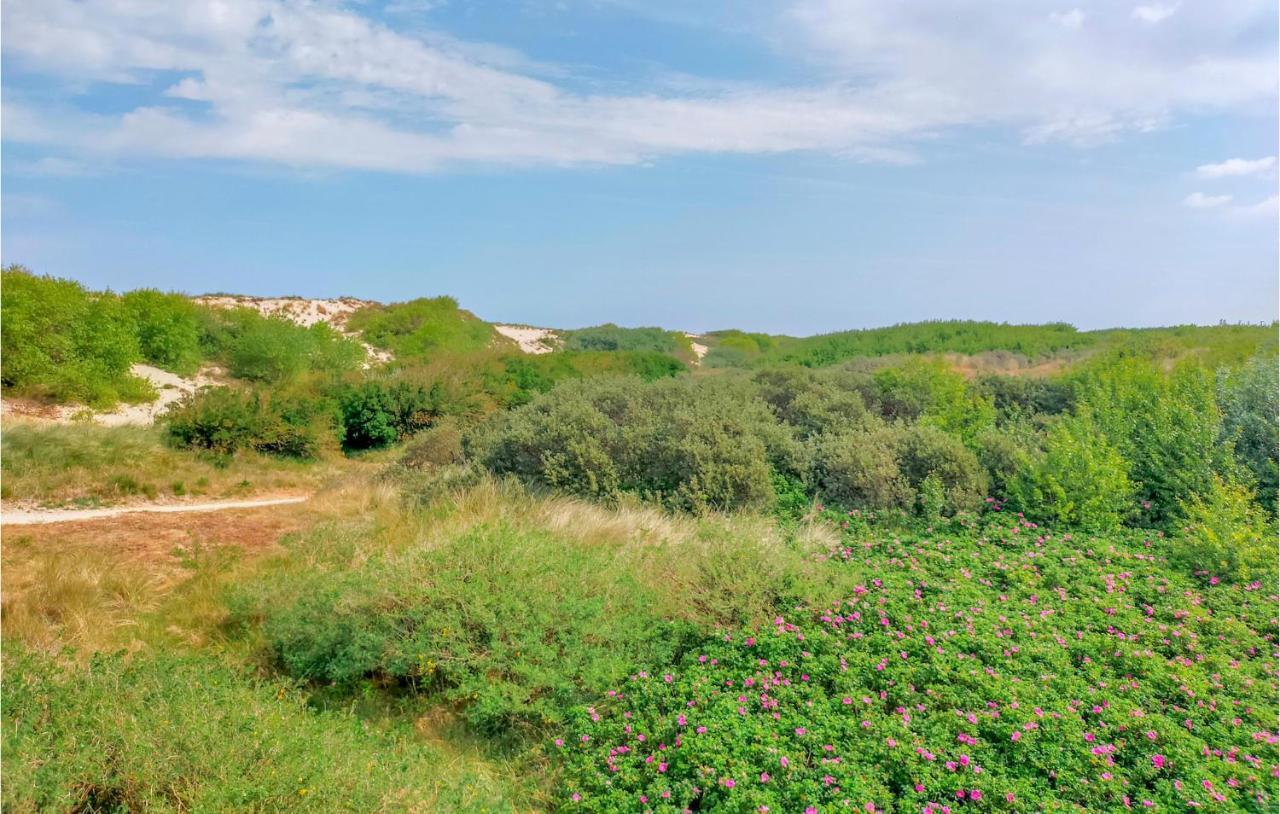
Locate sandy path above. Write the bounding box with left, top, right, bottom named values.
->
left=1, top=496, right=309, bottom=526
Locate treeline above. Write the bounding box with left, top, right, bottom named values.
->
left=701, top=318, right=1277, bottom=369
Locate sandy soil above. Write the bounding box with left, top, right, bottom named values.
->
left=192, top=295, right=375, bottom=329
left=1, top=495, right=309, bottom=526
left=494, top=324, right=560, bottom=354
left=0, top=363, right=223, bottom=427
left=685, top=333, right=709, bottom=362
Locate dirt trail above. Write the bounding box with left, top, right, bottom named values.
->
left=1, top=496, right=309, bottom=526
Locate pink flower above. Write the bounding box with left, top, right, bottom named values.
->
left=970, top=789, right=982, bottom=801
left=1152, top=754, right=1166, bottom=769
left=759, top=772, right=771, bottom=783
left=780, top=756, right=790, bottom=768
left=721, top=778, right=736, bottom=789
left=1010, top=731, right=1022, bottom=742
left=795, top=727, right=807, bottom=736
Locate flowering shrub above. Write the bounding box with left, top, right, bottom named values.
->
left=557, top=522, right=1278, bottom=812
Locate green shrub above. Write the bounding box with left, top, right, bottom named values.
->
left=220, top=312, right=362, bottom=383
left=976, top=374, right=1075, bottom=418
left=165, top=387, right=326, bottom=459
left=347, top=296, right=498, bottom=358
left=1, top=266, right=150, bottom=406
left=873, top=358, right=995, bottom=443
left=470, top=377, right=780, bottom=512
left=337, top=380, right=440, bottom=450
left=1076, top=358, right=1223, bottom=525
left=121, top=288, right=204, bottom=375
left=811, top=426, right=910, bottom=510
left=1171, top=475, right=1277, bottom=584
left=400, top=420, right=465, bottom=468
left=2, top=646, right=520, bottom=812
left=562, top=324, right=693, bottom=361
left=1217, top=353, right=1279, bottom=512
left=1008, top=411, right=1133, bottom=530
left=893, top=422, right=988, bottom=514
left=753, top=368, right=872, bottom=438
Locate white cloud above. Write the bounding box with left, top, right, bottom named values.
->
left=1195, top=156, right=1277, bottom=178
left=787, top=0, right=1277, bottom=146
left=1, top=0, right=1276, bottom=172
left=1050, top=9, right=1085, bottom=29
left=1132, top=4, right=1179, bottom=24
left=1183, top=192, right=1234, bottom=208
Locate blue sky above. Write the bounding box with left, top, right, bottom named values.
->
left=2, top=0, right=1277, bottom=334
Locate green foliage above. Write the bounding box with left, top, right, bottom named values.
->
left=165, top=386, right=327, bottom=459
left=811, top=426, right=911, bottom=510
left=400, top=419, right=465, bottom=468
left=703, top=329, right=783, bottom=367
left=562, top=324, right=693, bottom=361
left=893, top=422, right=987, bottom=514
left=2, top=646, right=519, bottom=812
left=1217, top=353, right=1279, bottom=511
left=1077, top=358, right=1223, bottom=525
left=873, top=358, right=995, bottom=444
left=1008, top=411, right=1134, bottom=530
left=1171, top=475, right=1277, bottom=584
left=753, top=368, right=872, bottom=438
left=469, top=377, right=781, bottom=512
left=761, top=320, right=1090, bottom=367
left=214, top=310, right=363, bottom=383
left=492, top=350, right=685, bottom=407
left=245, top=523, right=700, bottom=737
left=121, top=288, right=205, bottom=375
left=1, top=266, right=151, bottom=406
left=347, top=296, right=498, bottom=358
left=976, top=374, right=1075, bottom=418
left=557, top=522, right=1278, bottom=813
left=337, top=379, right=443, bottom=450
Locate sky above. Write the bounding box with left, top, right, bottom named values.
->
left=2, top=0, right=1277, bottom=335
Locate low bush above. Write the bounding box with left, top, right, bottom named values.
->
left=337, top=379, right=440, bottom=450
left=1171, top=475, right=1277, bottom=584
left=557, top=523, right=1278, bottom=813
left=468, top=377, right=782, bottom=512
left=165, top=386, right=328, bottom=459
left=562, top=324, right=693, bottom=361
left=1217, top=353, right=1279, bottom=512
left=1007, top=411, right=1133, bottom=530
left=400, top=420, right=465, bottom=468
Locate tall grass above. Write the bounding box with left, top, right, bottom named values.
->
left=2, top=646, right=527, bottom=813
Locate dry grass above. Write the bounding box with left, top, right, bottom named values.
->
left=1, top=500, right=318, bottom=655
left=0, top=420, right=357, bottom=508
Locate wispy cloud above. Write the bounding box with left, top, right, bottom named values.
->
left=1132, top=4, right=1180, bottom=24
left=1, top=0, right=1276, bottom=173
left=1195, top=156, right=1277, bottom=178
left=1183, top=192, right=1233, bottom=208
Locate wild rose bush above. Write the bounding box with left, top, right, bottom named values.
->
left=557, top=521, right=1278, bottom=813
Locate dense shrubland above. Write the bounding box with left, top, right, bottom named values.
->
left=466, top=350, right=1277, bottom=532
left=3, top=267, right=1277, bottom=813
